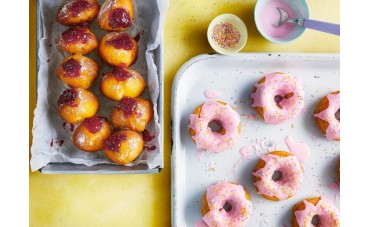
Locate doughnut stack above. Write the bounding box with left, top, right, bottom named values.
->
left=55, top=0, right=153, bottom=165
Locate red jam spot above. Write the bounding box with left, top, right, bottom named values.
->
left=107, top=34, right=133, bottom=50
left=142, top=130, right=155, bottom=143
left=112, top=67, right=131, bottom=81
left=50, top=139, right=54, bottom=147
left=58, top=89, right=78, bottom=106
left=144, top=146, right=156, bottom=151
left=82, top=116, right=105, bottom=134
left=58, top=139, right=65, bottom=146
left=62, top=58, right=81, bottom=77
left=70, top=123, right=75, bottom=132
left=117, top=97, right=137, bottom=116
left=62, top=26, right=89, bottom=44
left=69, top=0, right=91, bottom=17
left=105, top=133, right=127, bottom=152
left=134, top=32, right=141, bottom=42
left=62, top=122, right=67, bottom=129
left=109, top=8, right=132, bottom=29
left=47, top=59, right=50, bottom=63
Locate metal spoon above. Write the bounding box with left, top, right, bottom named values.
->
left=277, top=8, right=340, bottom=36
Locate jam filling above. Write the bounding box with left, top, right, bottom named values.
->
left=62, top=26, right=89, bottom=44
left=105, top=133, right=127, bottom=152
left=117, top=97, right=137, bottom=116
left=142, top=130, right=155, bottom=143
left=107, top=34, right=133, bottom=50
left=112, top=67, right=131, bottom=81
left=61, top=58, right=81, bottom=77
left=58, top=88, right=78, bottom=106
left=108, top=8, right=132, bottom=29
left=82, top=116, right=105, bottom=134
left=69, top=0, right=92, bottom=17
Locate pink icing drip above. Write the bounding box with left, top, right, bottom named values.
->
left=204, top=89, right=221, bottom=99
left=189, top=100, right=240, bottom=152
left=328, top=181, right=340, bottom=191
left=253, top=154, right=303, bottom=200
left=239, top=146, right=250, bottom=160
left=203, top=182, right=252, bottom=227
left=294, top=197, right=340, bottom=227
left=284, top=135, right=310, bottom=162
left=194, top=220, right=208, bottom=227
left=247, top=113, right=257, bottom=120
left=196, top=150, right=205, bottom=161
left=251, top=73, right=304, bottom=124
left=314, top=93, right=340, bottom=140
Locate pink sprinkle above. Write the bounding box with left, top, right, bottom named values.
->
left=196, top=150, right=205, bottom=161
left=194, top=220, right=208, bottom=227
left=204, top=89, right=220, bottom=99
left=239, top=146, right=250, bottom=160
left=284, top=135, right=310, bottom=162
left=247, top=113, right=257, bottom=120
left=328, top=181, right=340, bottom=191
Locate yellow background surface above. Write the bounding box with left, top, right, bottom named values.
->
left=29, top=0, right=339, bottom=226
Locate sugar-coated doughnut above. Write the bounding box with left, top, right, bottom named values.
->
left=201, top=182, right=253, bottom=227
left=73, top=116, right=113, bottom=152
left=111, top=97, right=153, bottom=132
left=292, top=197, right=340, bottom=227
left=251, top=72, right=304, bottom=124
left=57, top=25, right=98, bottom=54
left=57, top=88, right=99, bottom=124
left=98, top=0, right=134, bottom=31
left=253, top=151, right=303, bottom=201
left=56, top=0, right=100, bottom=26
left=56, top=54, right=99, bottom=89
left=189, top=100, right=241, bottom=152
left=314, top=91, right=340, bottom=141
left=103, top=130, right=144, bottom=165
left=98, top=32, right=138, bottom=67
left=100, top=67, right=145, bottom=101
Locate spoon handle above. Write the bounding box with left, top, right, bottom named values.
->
left=303, top=19, right=340, bottom=36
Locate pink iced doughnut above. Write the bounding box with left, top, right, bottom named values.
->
left=201, top=182, right=253, bottom=227
left=293, top=197, right=340, bottom=227
left=251, top=72, right=304, bottom=124
left=189, top=100, right=240, bottom=152
left=314, top=91, right=340, bottom=140
left=253, top=151, right=303, bottom=201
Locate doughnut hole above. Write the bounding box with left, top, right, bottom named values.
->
left=274, top=92, right=294, bottom=109
left=311, top=215, right=320, bottom=226
left=222, top=201, right=233, bottom=212
left=208, top=120, right=226, bottom=135
left=272, top=170, right=283, bottom=181
left=335, top=108, right=340, bottom=121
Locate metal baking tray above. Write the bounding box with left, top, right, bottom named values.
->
left=35, top=0, right=164, bottom=174
left=171, top=53, right=340, bottom=226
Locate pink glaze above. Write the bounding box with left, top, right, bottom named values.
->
left=204, top=89, right=220, bottom=99
left=294, top=197, right=340, bottom=227
left=329, top=181, right=340, bottom=191
left=314, top=92, right=340, bottom=140
left=251, top=72, right=304, bottom=124
left=189, top=100, right=240, bottom=152
left=258, top=1, right=295, bottom=38
left=239, top=146, right=250, bottom=160
left=196, top=150, right=205, bottom=161
left=284, top=135, right=310, bottom=162
left=194, top=220, right=208, bottom=227
left=253, top=153, right=303, bottom=200
left=247, top=113, right=257, bottom=121
left=203, top=182, right=252, bottom=227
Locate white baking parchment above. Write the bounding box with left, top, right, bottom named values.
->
left=30, top=0, right=169, bottom=171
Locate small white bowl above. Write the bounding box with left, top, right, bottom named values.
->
left=207, top=14, right=248, bottom=55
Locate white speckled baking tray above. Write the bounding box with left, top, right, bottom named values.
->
left=171, top=53, right=340, bottom=226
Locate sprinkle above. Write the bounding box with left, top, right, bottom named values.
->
left=211, top=22, right=241, bottom=49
